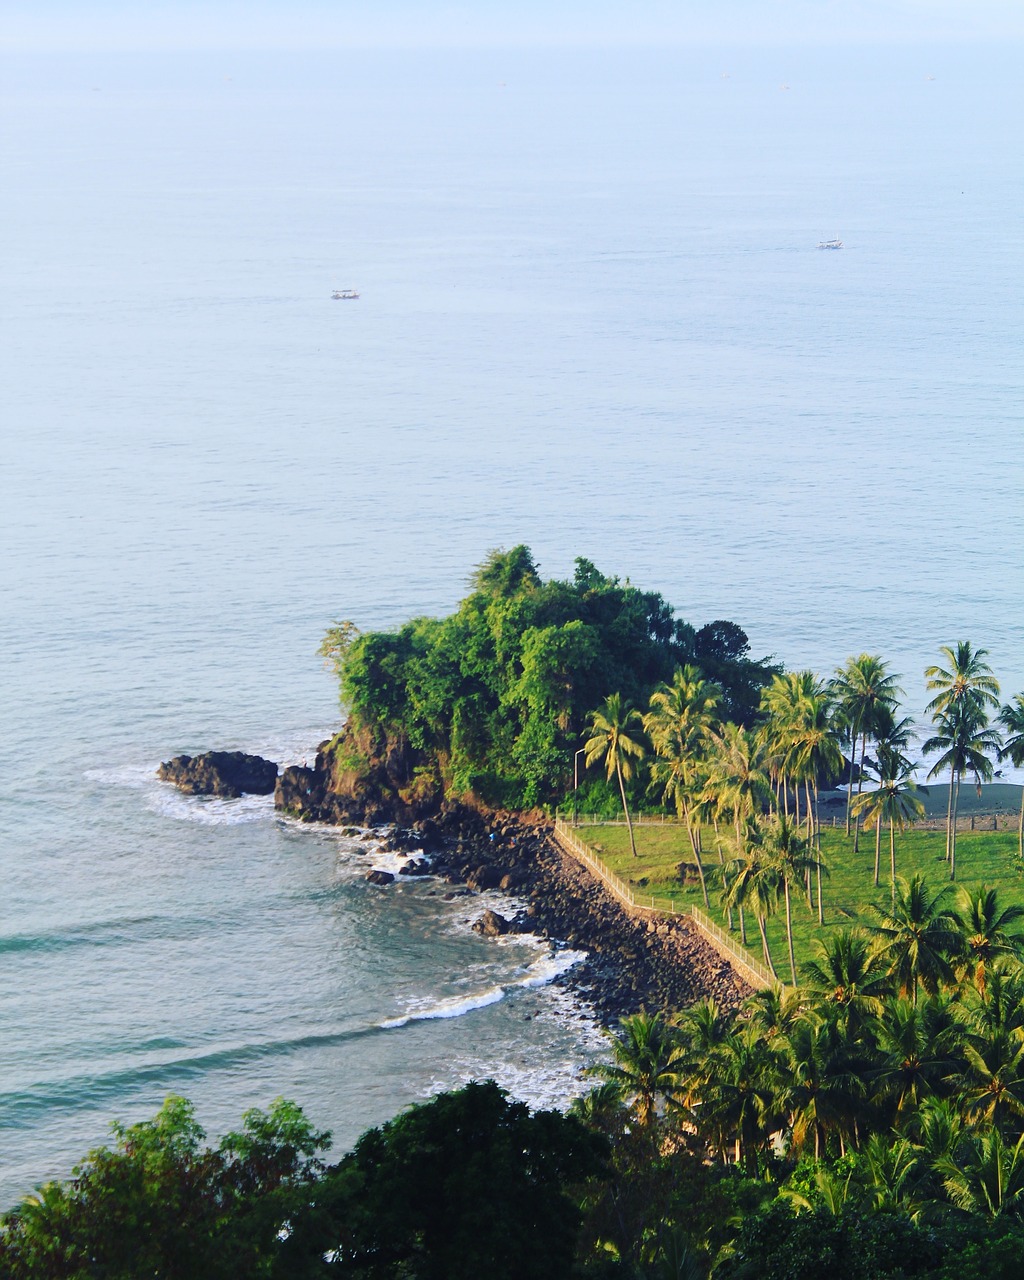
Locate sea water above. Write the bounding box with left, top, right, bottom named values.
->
left=2, top=41, right=1022, bottom=1205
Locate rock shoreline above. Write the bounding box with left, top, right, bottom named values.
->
left=362, top=807, right=750, bottom=1023
left=157, top=744, right=750, bottom=1023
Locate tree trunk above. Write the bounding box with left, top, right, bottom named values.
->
left=854, top=730, right=868, bottom=853
left=684, top=801, right=709, bottom=909
left=757, top=913, right=777, bottom=978
left=785, top=880, right=797, bottom=985
left=873, top=817, right=882, bottom=887
left=890, top=819, right=897, bottom=903
left=944, top=770, right=955, bottom=864
left=950, top=771, right=961, bottom=880
left=816, top=859, right=823, bottom=926
left=845, top=721, right=859, bottom=835
left=617, top=763, right=638, bottom=857
left=1019, top=788, right=1023, bottom=866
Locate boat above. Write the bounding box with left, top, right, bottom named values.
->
left=817, top=238, right=843, bottom=250
left=332, top=288, right=360, bottom=299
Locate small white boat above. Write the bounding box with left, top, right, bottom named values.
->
left=817, top=238, right=843, bottom=250
left=332, top=288, right=360, bottom=299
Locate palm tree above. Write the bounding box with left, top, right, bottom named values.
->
left=829, top=655, right=903, bottom=845
left=952, top=885, right=1024, bottom=992
left=938, top=1130, right=1024, bottom=1218
left=802, top=928, right=891, bottom=1031
left=760, top=815, right=817, bottom=984
left=998, top=693, right=1024, bottom=864
left=867, top=875, right=959, bottom=1004
left=924, top=641, right=1001, bottom=868
left=851, top=744, right=926, bottom=897
left=584, top=692, right=646, bottom=858
left=783, top=1011, right=864, bottom=1159
left=871, top=994, right=962, bottom=1122
left=588, top=1011, right=682, bottom=1126
left=644, top=666, right=721, bottom=906
left=693, top=1024, right=782, bottom=1170
left=722, top=827, right=782, bottom=980
left=924, top=704, right=1001, bottom=880
left=703, top=723, right=772, bottom=945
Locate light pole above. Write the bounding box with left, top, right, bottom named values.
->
left=573, top=747, right=587, bottom=827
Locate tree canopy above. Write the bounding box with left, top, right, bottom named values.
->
left=327, top=546, right=777, bottom=807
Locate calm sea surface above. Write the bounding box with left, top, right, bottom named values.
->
left=2, top=42, right=1022, bottom=1205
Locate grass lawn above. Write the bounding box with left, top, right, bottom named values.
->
left=577, top=790, right=1023, bottom=983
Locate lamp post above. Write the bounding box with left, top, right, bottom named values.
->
left=573, top=747, right=587, bottom=827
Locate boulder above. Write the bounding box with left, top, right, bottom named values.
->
left=158, top=751, right=278, bottom=798
left=274, top=764, right=324, bottom=816
left=473, top=909, right=511, bottom=938
left=365, top=869, right=395, bottom=886
left=398, top=857, right=431, bottom=876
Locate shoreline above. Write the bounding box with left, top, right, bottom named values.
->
left=371, top=808, right=751, bottom=1024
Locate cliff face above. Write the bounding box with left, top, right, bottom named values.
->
left=274, top=722, right=445, bottom=826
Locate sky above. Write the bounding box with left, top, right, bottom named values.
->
left=6, top=0, right=1024, bottom=52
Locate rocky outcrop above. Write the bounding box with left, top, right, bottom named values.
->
left=158, top=751, right=278, bottom=798
left=270, top=723, right=750, bottom=1021
left=473, top=909, right=512, bottom=937
left=365, top=869, right=395, bottom=886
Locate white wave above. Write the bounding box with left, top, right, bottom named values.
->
left=380, top=986, right=506, bottom=1029
left=513, top=947, right=587, bottom=989
left=83, top=762, right=159, bottom=788
left=145, top=790, right=276, bottom=826
left=379, top=945, right=585, bottom=1031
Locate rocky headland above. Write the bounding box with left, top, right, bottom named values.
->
left=271, top=730, right=751, bottom=1022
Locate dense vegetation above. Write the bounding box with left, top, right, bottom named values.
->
left=320, top=546, right=777, bottom=808
left=15, top=925, right=1024, bottom=1280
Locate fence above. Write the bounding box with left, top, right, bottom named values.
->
left=552, top=818, right=775, bottom=990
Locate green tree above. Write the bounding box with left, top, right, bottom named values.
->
left=0, top=1096, right=330, bottom=1280
left=937, top=1131, right=1024, bottom=1218
left=589, top=1012, right=684, bottom=1127
left=998, top=693, right=1024, bottom=864
left=760, top=815, right=817, bottom=985
left=584, top=692, right=647, bottom=857
left=284, top=1080, right=606, bottom=1280
left=851, top=744, right=926, bottom=897
left=644, top=666, right=722, bottom=907
left=924, top=642, right=1001, bottom=873
left=868, top=876, right=959, bottom=1004
left=952, top=885, right=1024, bottom=992
left=828, top=656, right=903, bottom=847
left=801, top=929, right=891, bottom=1032
left=924, top=704, right=1001, bottom=880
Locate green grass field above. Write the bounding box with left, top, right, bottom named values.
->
left=577, top=789, right=1023, bottom=983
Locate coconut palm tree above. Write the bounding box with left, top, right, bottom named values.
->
left=951, top=885, right=1024, bottom=992
left=924, top=704, right=1001, bottom=880
left=589, top=1012, right=683, bottom=1127
left=783, top=1011, right=864, bottom=1159
left=851, top=744, right=927, bottom=897
left=722, top=828, right=782, bottom=980
left=925, top=641, right=1001, bottom=866
left=802, top=928, right=891, bottom=1031
left=829, top=655, right=903, bottom=844
left=644, top=666, right=721, bottom=906
left=584, top=692, right=646, bottom=858
left=703, top=724, right=772, bottom=945
left=760, top=815, right=818, bottom=984
left=868, top=875, right=959, bottom=1004
left=938, top=1130, right=1024, bottom=1218
left=871, top=994, right=962, bottom=1122
left=998, top=693, right=1024, bottom=864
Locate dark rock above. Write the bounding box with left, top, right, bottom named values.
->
left=465, top=864, right=503, bottom=891
left=398, top=858, right=431, bottom=876
left=274, top=764, right=324, bottom=816
left=158, top=751, right=278, bottom=798
left=365, top=869, right=395, bottom=886
left=473, top=909, right=511, bottom=937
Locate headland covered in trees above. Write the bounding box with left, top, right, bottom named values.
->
left=7, top=546, right=1024, bottom=1278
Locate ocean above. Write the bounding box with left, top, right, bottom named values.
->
left=2, top=40, right=1022, bottom=1205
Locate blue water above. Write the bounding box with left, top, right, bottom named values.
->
left=2, top=42, right=1022, bottom=1205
